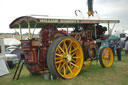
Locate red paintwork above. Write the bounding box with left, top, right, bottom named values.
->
left=21, top=25, right=67, bottom=73
left=21, top=25, right=98, bottom=74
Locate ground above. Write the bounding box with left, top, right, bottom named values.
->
left=0, top=52, right=128, bottom=85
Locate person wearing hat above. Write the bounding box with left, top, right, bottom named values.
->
left=115, top=40, right=122, bottom=61
left=109, top=40, right=115, bottom=56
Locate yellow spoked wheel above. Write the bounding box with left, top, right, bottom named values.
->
left=99, top=47, right=114, bottom=68
left=84, top=58, right=92, bottom=66
left=47, top=36, right=84, bottom=79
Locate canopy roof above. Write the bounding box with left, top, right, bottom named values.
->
left=10, top=16, right=120, bottom=29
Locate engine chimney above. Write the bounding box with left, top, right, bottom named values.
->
left=87, top=0, right=94, bottom=16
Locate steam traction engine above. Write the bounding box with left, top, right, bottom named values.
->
left=10, top=0, right=119, bottom=79
left=10, top=16, right=119, bottom=79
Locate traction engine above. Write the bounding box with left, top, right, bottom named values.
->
left=10, top=0, right=119, bottom=79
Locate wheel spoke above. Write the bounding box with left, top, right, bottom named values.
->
left=71, top=52, right=77, bottom=57
left=70, top=47, right=78, bottom=54
left=55, top=53, right=63, bottom=57
left=55, top=57, right=63, bottom=60
left=68, top=41, right=72, bottom=53
left=63, top=65, right=66, bottom=75
left=64, top=41, right=68, bottom=54
left=58, top=46, right=65, bottom=54
left=72, top=59, right=76, bottom=63
left=57, top=63, right=61, bottom=70
left=67, top=65, right=73, bottom=74
left=70, top=62, right=79, bottom=68
left=55, top=60, right=63, bottom=64
left=69, top=62, right=72, bottom=69
left=60, top=62, right=65, bottom=71
left=73, top=56, right=80, bottom=59
left=57, top=48, right=61, bottom=54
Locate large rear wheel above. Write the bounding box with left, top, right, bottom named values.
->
left=47, top=36, right=84, bottom=79
left=99, top=47, right=114, bottom=68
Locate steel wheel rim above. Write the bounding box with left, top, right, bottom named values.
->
left=102, top=48, right=113, bottom=67
left=54, top=38, right=83, bottom=79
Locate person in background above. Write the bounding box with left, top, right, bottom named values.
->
left=116, top=40, right=122, bottom=61
left=121, top=40, right=125, bottom=48
left=125, top=37, right=128, bottom=54
left=109, top=40, right=115, bottom=56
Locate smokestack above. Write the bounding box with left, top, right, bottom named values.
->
left=87, top=0, right=94, bottom=16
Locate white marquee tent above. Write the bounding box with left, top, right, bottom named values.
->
left=0, top=38, right=9, bottom=76
left=4, top=38, right=21, bottom=46
left=0, top=58, right=9, bottom=76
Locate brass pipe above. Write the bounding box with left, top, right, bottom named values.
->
left=32, top=22, right=37, bottom=38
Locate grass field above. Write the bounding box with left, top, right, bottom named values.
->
left=0, top=53, right=128, bottom=85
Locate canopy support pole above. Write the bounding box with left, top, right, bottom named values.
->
left=19, top=24, right=22, bottom=40
left=67, top=25, right=69, bottom=33
left=108, top=21, right=110, bottom=34
left=32, top=23, right=37, bottom=38
left=110, top=23, right=116, bottom=35
left=28, top=22, right=31, bottom=39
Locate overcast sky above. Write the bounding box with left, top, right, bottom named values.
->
left=0, top=0, right=128, bottom=34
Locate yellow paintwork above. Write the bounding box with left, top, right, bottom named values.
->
left=88, top=11, right=94, bottom=16
left=102, top=48, right=114, bottom=67
left=55, top=38, right=84, bottom=79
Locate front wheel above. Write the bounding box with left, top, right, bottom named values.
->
left=99, top=47, right=114, bottom=68
left=47, top=36, right=84, bottom=79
